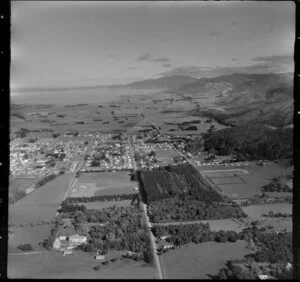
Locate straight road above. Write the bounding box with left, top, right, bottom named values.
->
left=8, top=251, right=48, bottom=256
left=141, top=202, right=164, bottom=280
left=57, top=135, right=95, bottom=212
left=129, top=136, right=163, bottom=279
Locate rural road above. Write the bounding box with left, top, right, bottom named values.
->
left=8, top=251, right=48, bottom=255
left=57, top=135, right=95, bottom=213
left=129, top=135, right=164, bottom=280
left=141, top=202, right=164, bottom=280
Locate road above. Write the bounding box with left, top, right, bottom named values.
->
left=150, top=121, right=226, bottom=196
left=141, top=202, right=164, bottom=280
left=57, top=135, right=95, bottom=212
left=128, top=134, right=163, bottom=279
left=8, top=251, right=48, bottom=256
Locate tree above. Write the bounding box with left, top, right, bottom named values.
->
left=17, top=243, right=33, bottom=251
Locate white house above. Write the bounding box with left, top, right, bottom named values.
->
left=69, top=234, right=87, bottom=243
left=94, top=255, right=105, bottom=260
left=53, top=238, right=61, bottom=249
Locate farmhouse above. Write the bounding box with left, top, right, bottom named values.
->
left=69, top=234, right=87, bottom=243
left=53, top=238, right=61, bottom=249
left=94, top=255, right=106, bottom=260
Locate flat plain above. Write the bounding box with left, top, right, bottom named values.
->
left=70, top=171, right=137, bottom=197
left=160, top=241, right=253, bottom=279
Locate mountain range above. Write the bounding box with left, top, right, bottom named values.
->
left=11, top=71, right=293, bottom=127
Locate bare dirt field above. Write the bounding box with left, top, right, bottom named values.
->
left=160, top=240, right=252, bottom=279
left=8, top=251, right=156, bottom=279
left=70, top=172, right=137, bottom=197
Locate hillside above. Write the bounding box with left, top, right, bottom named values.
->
left=125, top=75, right=198, bottom=90
left=177, top=72, right=293, bottom=127
left=188, top=123, right=293, bottom=160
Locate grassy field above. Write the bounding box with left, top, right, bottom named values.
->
left=160, top=241, right=252, bottom=279
left=8, top=251, right=156, bottom=279
left=155, top=149, right=180, bottom=159
left=10, top=178, right=36, bottom=191
left=9, top=173, right=73, bottom=226
left=8, top=225, right=52, bottom=253
left=240, top=203, right=292, bottom=232
left=201, top=219, right=245, bottom=232
left=200, top=163, right=292, bottom=199
left=70, top=172, right=137, bottom=197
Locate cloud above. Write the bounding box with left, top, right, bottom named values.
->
left=251, top=54, right=293, bottom=64
left=162, top=63, right=172, bottom=68
left=209, top=31, right=223, bottom=37
left=137, top=53, right=153, bottom=61
left=137, top=53, right=172, bottom=63
left=108, top=54, right=117, bottom=58
left=231, top=58, right=239, bottom=61
left=129, top=67, right=137, bottom=70
left=160, top=61, right=293, bottom=78
left=153, top=57, right=171, bottom=62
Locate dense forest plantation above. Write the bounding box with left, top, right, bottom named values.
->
left=188, top=123, right=292, bottom=160
left=139, top=163, right=246, bottom=222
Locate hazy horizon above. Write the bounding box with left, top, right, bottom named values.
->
left=11, top=1, right=294, bottom=94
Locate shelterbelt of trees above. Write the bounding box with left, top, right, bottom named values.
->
left=199, top=123, right=292, bottom=160
left=139, top=163, right=246, bottom=222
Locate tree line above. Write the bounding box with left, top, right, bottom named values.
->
left=65, top=193, right=138, bottom=203
left=202, top=123, right=293, bottom=160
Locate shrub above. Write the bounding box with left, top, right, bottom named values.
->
left=17, top=243, right=33, bottom=251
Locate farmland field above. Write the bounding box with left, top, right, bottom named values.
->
left=160, top=241, right=252, bottom=279
left=70, top=172, right=137, bottom=197
left=8, top=225, right=51, bottom=252
left=9, top=173, right=73, bottom=225
left=8, top=173, right=73, bottom=253
left=8, top=251, right=156, bottom=279
left=242, top=203, right=292, bottom=218
left=200, top=163, right=293, bottom=199
left=155, top=149, right=180, bottom=159
left=10, top=177, right=36, bottom=191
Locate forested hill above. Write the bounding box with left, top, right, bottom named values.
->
left=188, top=123, right=293, bottom=161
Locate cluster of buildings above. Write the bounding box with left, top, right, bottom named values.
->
left=10, top=133, right=92, bottom=178
left=82, top=136, right=134, bottom=172
left=53, top=234, right=87, bottom=255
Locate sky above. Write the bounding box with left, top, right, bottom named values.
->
left=11, top=1, right=295, bottom=90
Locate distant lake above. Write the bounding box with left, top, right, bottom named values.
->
left=10, top=88, right=161, bottom=105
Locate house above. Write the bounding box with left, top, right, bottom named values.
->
left=62, top=250, right=72, bottom=256
left=160, top=235, right=170, bottom=240
left=69, top=234, right=87, bottom=243
left=163, top=244, right=174, bottom=250
left=59, top=236, right=66, bottom=241
left=53, top=238, right=61, bottom=249
left=258, top=274, right=272, bottom=280
left=94, top=255, right=105, bottom=260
